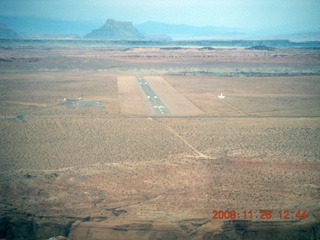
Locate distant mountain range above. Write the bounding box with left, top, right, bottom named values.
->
left=135, top=21, right=243, bottom=39
left=0, top=16, right=319, bottom=41
left=0, top=16, right=96, bottom=36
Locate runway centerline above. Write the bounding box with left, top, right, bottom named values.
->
left=136, top=76, right=170, bottom=115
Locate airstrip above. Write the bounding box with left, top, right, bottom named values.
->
left=118, top=75, right=204, bottom=115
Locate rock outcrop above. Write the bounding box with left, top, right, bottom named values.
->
left=0, top=23, right=20, bottom=39
left=84, top=19, right=143, bottom=40
left=3, top=214, right=318, bottom=240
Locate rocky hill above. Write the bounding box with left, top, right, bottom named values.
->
left=0, top=23, right=20, bottom=38
left=84, top=19, right=143, bottom=40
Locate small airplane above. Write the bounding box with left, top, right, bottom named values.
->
left=218, top=93, right=225, bottom=99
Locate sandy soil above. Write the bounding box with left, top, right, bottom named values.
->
left=1, top=46, right=319, bottom=75
left=164, top=75, right=320, bottom=117
left=0, top=117, right=319, bottom=239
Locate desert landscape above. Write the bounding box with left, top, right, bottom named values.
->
left=0, top=41, right=320, bottom=239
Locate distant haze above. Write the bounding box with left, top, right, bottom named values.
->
left=0, top=0, right=319, bottom=33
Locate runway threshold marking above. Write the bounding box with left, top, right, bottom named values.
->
left=136, top=76, right=170, bottom=115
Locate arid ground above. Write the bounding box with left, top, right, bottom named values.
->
left=0, top=43, right=320, bottom=239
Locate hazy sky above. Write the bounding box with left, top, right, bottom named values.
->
left=0, top=0, right=319, bottom=31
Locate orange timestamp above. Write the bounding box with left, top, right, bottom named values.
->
left=212, top=210, right=307, bottom=220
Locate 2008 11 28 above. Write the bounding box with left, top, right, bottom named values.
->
left=212, top=210, right=307, bottom=220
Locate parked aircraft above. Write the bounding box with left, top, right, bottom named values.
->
left=218, top=93, right=225, bottom=99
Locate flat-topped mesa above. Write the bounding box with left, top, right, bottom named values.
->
left=0, top=23, right=20, bottom=39
left=103, top=19, right=133, bottom=27
left=84, top=19, right=143, bottom=40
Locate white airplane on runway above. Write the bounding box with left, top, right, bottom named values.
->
left=218, top=93, right=225, bottom=99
